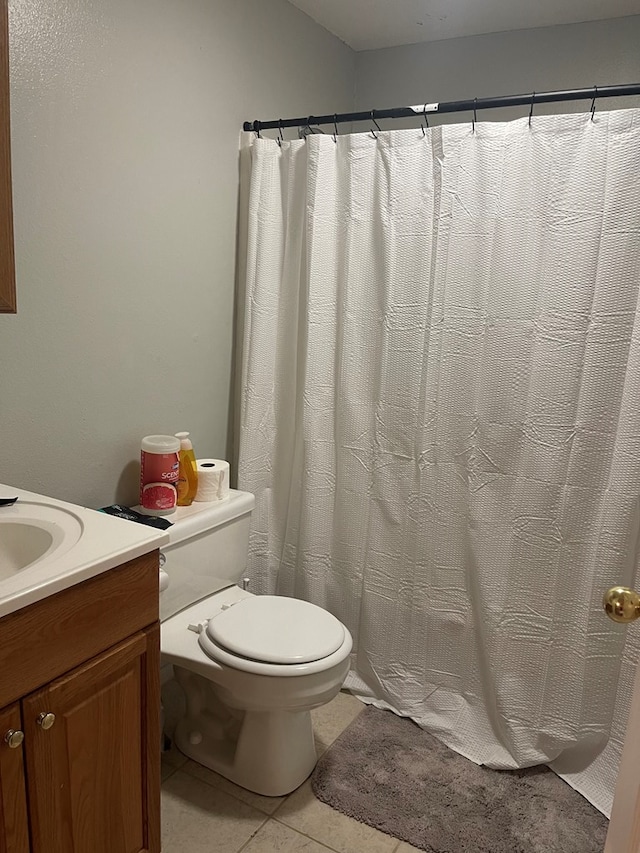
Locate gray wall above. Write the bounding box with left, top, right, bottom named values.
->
left=355, top=16, right=640, bottom=125
left=4, top=5, right=638, bottom=510
left=2, top=0, right=355, bottom=507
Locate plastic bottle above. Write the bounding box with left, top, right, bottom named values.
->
left=175, top=432, right=199, bottom=506
left=139, top=435, right=181, bottom=516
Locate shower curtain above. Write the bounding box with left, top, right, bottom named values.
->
left=237, top=109, right=640, bottom=814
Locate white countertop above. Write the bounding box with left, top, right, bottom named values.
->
left=0, top=484, right=169, bottom=618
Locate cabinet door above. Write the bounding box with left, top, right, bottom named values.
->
left=23, top=626, right=160, bottom=853
left=0, top=704, right=29, bottom=853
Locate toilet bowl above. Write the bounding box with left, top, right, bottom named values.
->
left=159, top=491, right=353, bottom=796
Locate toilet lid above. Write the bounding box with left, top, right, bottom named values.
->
left=205, top=596, right=345, bottom=664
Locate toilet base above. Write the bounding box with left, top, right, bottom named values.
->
left=173, top=666, right=318, bottom=796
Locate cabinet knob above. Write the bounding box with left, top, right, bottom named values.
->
left=36, top=712, right=56, bottom=730
left=4, top=729, right=24, bottom=749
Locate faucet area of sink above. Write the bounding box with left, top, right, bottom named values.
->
left=0, top=485, right=169, bottom=617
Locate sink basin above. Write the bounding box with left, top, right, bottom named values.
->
left=0, top=484, right=169, bottom=619
left=0, top=501, right=84, bottom=579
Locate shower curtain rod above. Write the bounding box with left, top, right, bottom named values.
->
left=242, top=83, right=640, bottom=134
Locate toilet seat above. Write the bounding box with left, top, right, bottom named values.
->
left=205, top=595, right=345, bottom=664
left=162, top=589, right=353, bottom=678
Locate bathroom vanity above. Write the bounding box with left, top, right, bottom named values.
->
left=0, top=487, right=168, bottom=853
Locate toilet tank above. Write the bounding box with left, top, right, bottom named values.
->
left=160, top=489, right=255, bottom=621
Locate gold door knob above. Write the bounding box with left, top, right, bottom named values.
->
left=36, top=712, right=55, bottom=730
left=603, top=587, right=640, bottom=623
left=3, top=729, right=24, bottom=749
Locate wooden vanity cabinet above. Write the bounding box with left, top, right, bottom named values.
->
left=0, top=551, right=161, bottom=853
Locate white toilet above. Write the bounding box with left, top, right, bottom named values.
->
left=160, top=489, right=353, bottom=796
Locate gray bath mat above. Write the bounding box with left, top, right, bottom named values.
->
left=311, top=705, right=608, bottom=853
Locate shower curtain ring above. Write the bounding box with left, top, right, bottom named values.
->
left=254, top=120, right=262, bottom=139
left=277, top=120, right=284, bottom=147
left=370, top=110, right=381, bottom=140
left=528, top=92, right=535, bottom=127
left=300, top=116, right=313, bottom=139
left=590, top=85, right=598, bottom=121
left=333, top=114, right=338, bottom=143
left=421, top=104, right=429, bottom=136
left=472, top=98, right=477, bottom=133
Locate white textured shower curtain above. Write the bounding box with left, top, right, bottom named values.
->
left=238, top=110, right=640, bottom=813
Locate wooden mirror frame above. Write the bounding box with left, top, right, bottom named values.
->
left=0, top=0, right=15, bottom=313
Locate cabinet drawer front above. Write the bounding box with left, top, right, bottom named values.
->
left=0, top=551, right=159, bottom=707
left=23, top=627, right=160, bottom=853
left=0, top=704, right=29, bottom=853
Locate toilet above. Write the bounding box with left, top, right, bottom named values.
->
left=159, top=489, right=353, bottom=796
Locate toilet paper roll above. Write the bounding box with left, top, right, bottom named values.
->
left=194, top=459, right=230, bottom=502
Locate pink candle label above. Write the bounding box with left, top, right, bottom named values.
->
left=140, top=450, right=180, bottom=510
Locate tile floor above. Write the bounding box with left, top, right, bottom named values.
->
left=161, top=690, right=421, bottom=853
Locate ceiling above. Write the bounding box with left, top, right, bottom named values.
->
left=286, top=0, right=640, bottom=51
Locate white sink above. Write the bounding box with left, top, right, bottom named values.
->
left=0, top=501, right=84, bottom=579
left=0, top=486, right=170, bottom=618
